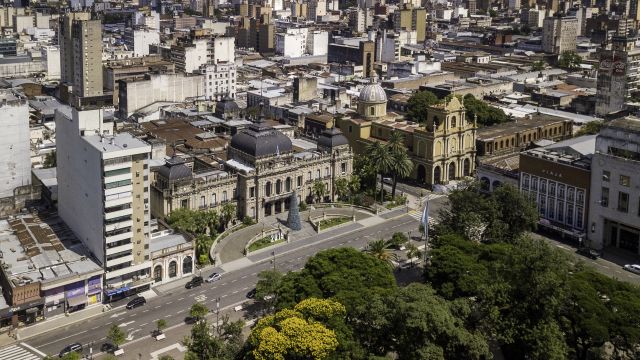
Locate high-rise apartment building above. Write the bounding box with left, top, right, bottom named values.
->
left=392, top=4, right=427, bottom=43
left=542, top=16, right=578, bottom=54
left=59, top=13, right=104, bottom=104
left=0, top=90, right=30, bottom=199
left=56, top=107, right=154, bottom=298
left=201, top=62, right=237, bottom=100
left=595, top=36, right=640, bottom=116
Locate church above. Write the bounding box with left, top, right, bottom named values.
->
left=336, top=82, right=477, bottom=187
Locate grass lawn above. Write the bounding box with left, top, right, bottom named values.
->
left=247, top=236, right=284, bottom=252
left=318, top=216, right=351, bottom=231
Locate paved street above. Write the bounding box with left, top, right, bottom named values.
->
left=17, top=210, right=424, bottom=359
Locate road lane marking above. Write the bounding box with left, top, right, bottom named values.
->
left=241, top=275, right=247, bottom=279
left=178, top=297, right=185, bottom=301
left=119, top=321, right=135, bottom=328
left=154, top=305, right=161, bottom=309
left=143, top=309, right=149, bottom=313
left=110, top=311, right=127, bottom=318
left=21, top=342, right=47, bottom=357
left=166, top=301, right=173, bottom=305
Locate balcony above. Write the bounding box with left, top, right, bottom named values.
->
left=105, top=220, right=133, bottom=232
left=106, top=230, right=132, bottom=244
left=106, top=254, right=134, bottom=267
left=105, top=208, right=133, bottom=220
left=106, top=243, right=133, bottom=256
left=105, top=185, right=133, bottom=197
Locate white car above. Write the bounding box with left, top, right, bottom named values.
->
left=623, top=264, right=640, bottom=275
left=206, top=272, right=222, bottom=283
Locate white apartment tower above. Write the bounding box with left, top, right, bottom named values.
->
left=201, top=62, right=237, bottom=100
left=595, top=36, right=640, bottom=116
left=0, top=90, right=30, bottom=198
left=56, top=107, right=153, bottom=299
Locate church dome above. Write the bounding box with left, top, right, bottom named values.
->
left=318, top=127, right=349, bottom=149
left=215, top=96, right=239, bottom=118
left=230, top=119, right=293, bottom=158
left=359, top=83, right=387, bottom=103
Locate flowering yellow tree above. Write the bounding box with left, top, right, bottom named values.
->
left=248, top=298, right=343, bottom=360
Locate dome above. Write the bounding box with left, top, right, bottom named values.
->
left=359, top=83, right=387, bottom=103
left=230, top=120, right=293, bottom=158
left=318, top=127, right=349, bottom=149
left=215, top=96, right=240, bottom=117
left=157, top=157, right=192, bottom=181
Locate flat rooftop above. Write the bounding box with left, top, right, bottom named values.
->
left=476, top=114, right=569, bottom=141
left=607, top=116, right=640, bottom=134
left=83, top=132, right=150, bottom=154
left=0, top=213, right=102, bottom=289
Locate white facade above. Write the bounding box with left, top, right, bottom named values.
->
left=13, top=14, right=33, bottom=33
left=201, top=62, right=237, bottom=100
left=542, top=17, right=578, bottom=54
left=119, top=74, right=205, bottom=118
left=588, top=118, right=640, bottom=255
left=275, top=28, right=328, bottom=58
left=184, top=39, right=208, bottom=74
left=211, top=36, right=235, bottom=64
left=56, top=107, right=153, bottom=296
left=125, top=28, right=160, bottom=57
left=0, top=91, right=30, bottom=198
left=70, top=0, right=94, bottom=9
left=42, top=45, right=60, bottom=80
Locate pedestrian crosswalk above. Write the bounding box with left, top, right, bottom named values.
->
left=407, top=210, right=438, bottom=225
left=0, top=343, right=43, bottom=360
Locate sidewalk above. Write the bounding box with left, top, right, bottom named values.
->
left=17, top=304, right=105, bottom=340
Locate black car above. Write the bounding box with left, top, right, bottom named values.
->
left=246, top=288, right=257, bottom=299
left=59, top=343, right=83, bottom=358
left=185, top=276, right=203, bottom=289
left=576, top=247, right=600, bottom=260
left=100, top=342, right=118, bottom=354
left=126, top=296, right=146, bottom=310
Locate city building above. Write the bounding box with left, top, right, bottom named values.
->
left=0, top=213, right=104, bottom=328
left=124, top=27, right=161, bottom=57
left=56, top=107, right=155, bottom=300
left=0, top=90, right=31, bottom=199
left=337, top=83, right=477, bottom=186
left=519, top=136, right=595, bottom=243
left=392, top=3, right=427, bottom=43
left=170, top=39, right=208, bottom=74
left=542, top=16, right=578, bottom=55
left=595, top=36, right=640, bottom=116
left=41, top=46, right=61, bottom=80
left=588, top=117, right=640, bottom=256
left=327, top=39, right=375, bottom=79
left=201, top=62, right=237, bottom=100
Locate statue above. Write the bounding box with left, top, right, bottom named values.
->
left=287, top=190, right=302, bottom=231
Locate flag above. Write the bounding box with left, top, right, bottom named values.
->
left=276, top=145, right=280, bottom=156
left=421, top=199, right=430, bottom=238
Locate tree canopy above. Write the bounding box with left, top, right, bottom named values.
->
left=463, top=94, right=510, bottom=127
left=407, top=90, right=441, bottom=123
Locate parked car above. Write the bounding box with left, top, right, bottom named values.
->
left=623, top=264, right=640, bottom=275
left=576, top=247, right=600, bottom=260
left=100, top=342, right=117, bottom=354
left=185, top=276, right=203, bottom=289
left=246, top=288, right=257, bottom=299
left=59, top=343, right=83, bottom=358
left=126, top=296, right=146, bottom=310
left=206, top=272, right=222, bottom=283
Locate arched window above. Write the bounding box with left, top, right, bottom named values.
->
left=276, top=179, right=282, bottom=194
left=200, top=196, right=206, bottom=208
left=168, top=261, right=177, bottom=278
left=211, top=193, right=216, bottom=206
left=285, top=177, right=291, bottom=192
left=183, top=256, right=193, bottom=274
left=448, top=161, right=456, bottom=180
left=222, top=190, right=228, bottom=201
left=316, top=169, right=321, bottom=179
left=307, top=171, right=312, bottom=182
left=153, top=265, right=162, bottom=282
left=265, top=182, right=271, bottom=197
left=325, top=167, right=329, bottom=177
left=370, top=107, right=375, bottom=116
left=451, top=116, right=457, bottom=127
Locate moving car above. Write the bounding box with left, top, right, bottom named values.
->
left=185, top=276, right=203, bottom=289
left=59, top=343, right=83, bottom=358
left=246, top=288, right=257, bottom=299
left=623, top=264, right=640, bottom=275
left=126, top=296, right=146, bottom=310
left=576, top=247, right=601, bottom=260
left=206, top=272, right=222, bottom=283
left=100, top=343, right=117, bottom=354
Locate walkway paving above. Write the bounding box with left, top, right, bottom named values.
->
left=215, top=206, right=373, bottom=265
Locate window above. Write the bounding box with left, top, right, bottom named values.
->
left=316, top=169, right=321, bottom=179
left=451, top=116, right=457, bottom=127
left=601, top=187, right=609, bottom=207
left=548, top=198, right=555, bottom=219
left=618, top=191, right=629, bottom=213
left=223, top=191, right=228, bottom=202
left=341, top=162, right=347, bottom=174
left=602, top=170, right=610, bottom=182
left=307, top=171, right=312, bottom=182
left=576, top=207, right=584, bottom=229
left=577, top=190, right=584, bottom=205
left=297, top=176, right=302, bottom=187
left=558, top=184, right=565, bottom=199
left=557, top=201, right=564, bottom=222
left=211, top=193, right=217, bottom=205
left=325, top=167, right=330, bottom=177
left=540, top=180, right=547, bottom=194
left=532, top=177, right=538, bottom=191
left=567, top=187, right=575, bottom=202
left=567, top=204, right=574, bottom=226
left=539, top=195, right=546, bottom=217
left=249, top=187, right=255, bottom=198
left=200, top=196, right=206, bottom=208
left=522, top=174, right=530, bottom=189
left=549, top=182, right=556, bottom=197
left=620, top=175, right=630, bottom=187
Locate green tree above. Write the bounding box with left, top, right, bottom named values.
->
left=405, top=243, right=422, bottom=267
left=575, top=120, right=604, bottom=136
left=387, top=232, right=408, bottom=249
left=558, top=51, right=582, bottom=70
left=107, top=324, right=126, bottom=348
left=190, top=302, right=209, bottom=321
left=353, top=155, right=377, bottom=192
left=43, top=151, right=56, bottom=168
left=390, top=150, right=413, bottom=199
left=347, top=174, right=361, bottom=203
left=183, top=318, right=243, bottom=360
left=463, top=94, right=508, bottom=127
left=220, top=202, right=236, bottom=229
left=365, top=239, right=398, bottom=267
left=201, top=209, right=219, bottom=235
left=312, top=179, right=327, bottom=203
left=255, top=270, right=283, bottom=312
left=366, top=141, right=394, bottom=203
left=532, top=60, right=546, bottom=71
left=333, top=177, right=349, bottom=202
left=195, top=234, right=213, bottom=265
left=159, top=356, right=175, bottom=360
left=167, top=208, right=207, bottom=234
left=407, top=90, right=441, bottom=123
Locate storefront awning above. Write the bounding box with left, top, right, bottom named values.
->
left=105, top=286, right=130, bottom=297
left=67, top=296, right=86, bottom=308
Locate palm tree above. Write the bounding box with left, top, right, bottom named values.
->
left=390, top=150, right=414, bottom=199
left=334, top=177, right=349, bottom=202
left=405, top=243, right=422, bottom=267
left=312, top=180, right=327, bottom=203
left=366, top=142, right=394, bottom=203
left=347, top=174, right=361, bottom=204
left=195, top=234, right=212, bottom=264
left=221, top=202, right=236, bottom=229
left=201, top=209, right=219, bottom=235
left=386, top=131, right=405, bottom=155
left=364, top=239, right=398, bottom=267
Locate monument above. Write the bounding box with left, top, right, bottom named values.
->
left=287, top=190, right=302, bottom=231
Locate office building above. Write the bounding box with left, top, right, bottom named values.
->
left=124, top=27, right=161, bottom=57
left=392, top=4, right=427, bottom=43
left=595, top=36, right=640, bottom=116
left=542, top=16, right=578, bottom=54
left=587, top=117, right=640, bottom=255
left=201, top=62, right=237, bottom=100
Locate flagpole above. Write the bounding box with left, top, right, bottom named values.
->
left=422, top=195, right=430, bottom=266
